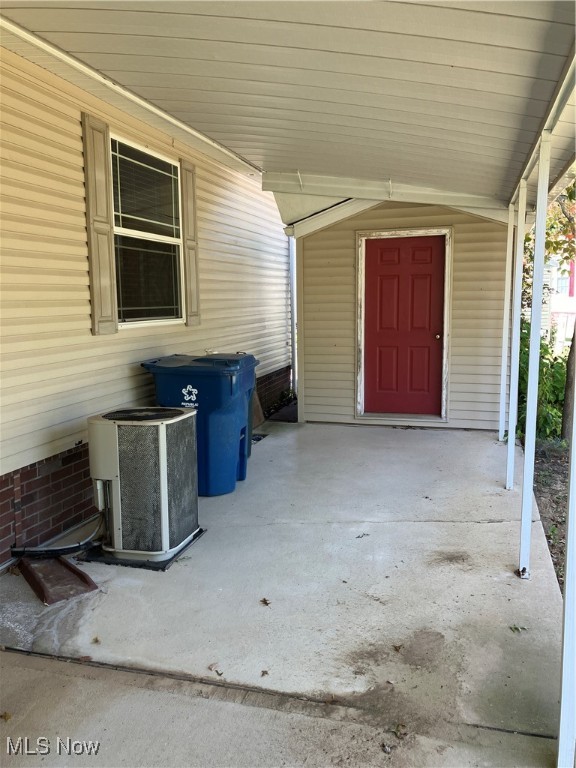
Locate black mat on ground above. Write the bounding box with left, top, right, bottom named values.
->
left=267, top=402, right=298, bottom=422
left=78, top=528, right=206, bottom=571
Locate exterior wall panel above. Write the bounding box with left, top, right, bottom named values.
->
left=0, top=49, right=291, bottom=475
left=300, top=202, right=507, bottom=429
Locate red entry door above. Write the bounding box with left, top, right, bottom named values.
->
left=364, top=235, right=445, bottom=415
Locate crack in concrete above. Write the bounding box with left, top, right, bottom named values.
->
left=3, top=648, right=557, bottom=743
left=206, top=518, right=513, bottom=527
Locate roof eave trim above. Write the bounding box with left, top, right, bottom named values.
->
left=265, top=173, right=506, bottom=212
left=284, top=199, right=384, bottom=238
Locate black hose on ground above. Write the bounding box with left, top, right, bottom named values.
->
left=11, top=540, right=101, bottom=559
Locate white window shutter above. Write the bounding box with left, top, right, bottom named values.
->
left=82, top=113, right=118, bottom=335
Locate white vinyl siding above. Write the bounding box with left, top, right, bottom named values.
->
left=0, top=49, right=290, bottom=474
left=299, top=202, right=508, bottom=429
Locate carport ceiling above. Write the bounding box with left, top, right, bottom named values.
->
left=1, top=1, right=574, bottom=209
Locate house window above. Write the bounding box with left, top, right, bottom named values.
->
left=111, top=139, right=183, bottom=323
left=556, top=274, right=569, bottom=295
left=82, top=113, right=199, bottom=336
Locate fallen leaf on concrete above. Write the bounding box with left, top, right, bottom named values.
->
left=208, top=663, right=220, bottom=671
left=381, top=743, right=396, bottom=754
left=386, top=680, right=396, bottom=685
left=91, top=636, right=101, bottom=644
left=393, top=723, right=408, bottom=740
left=509, top=625, right=528, bottom=633
left=324, top=694, right=341, bottom=705
left=355, top=533, right=370, bottom=539
left=393, top=644, right=403, bottom=652
left=260, top=598, right=271, bottom=607
left=261, top=670, right=269, bottom=677
left=0, top=712, right=12, bottom=722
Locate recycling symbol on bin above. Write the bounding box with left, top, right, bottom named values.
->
left=182, top=385, right=198, bottom=402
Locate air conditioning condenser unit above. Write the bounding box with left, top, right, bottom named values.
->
left=88, top=407, right=199, bottom=562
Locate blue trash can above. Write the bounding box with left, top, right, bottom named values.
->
left=141, top=353, right=259, bottom=496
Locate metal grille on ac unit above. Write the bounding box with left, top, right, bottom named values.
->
left=88, top=407, right=199, bottom=562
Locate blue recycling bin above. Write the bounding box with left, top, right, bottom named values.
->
left=141, top=353, right=259, bottom=496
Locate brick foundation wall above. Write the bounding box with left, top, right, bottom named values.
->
left=256, top=366, right=292, bottom=414
left=0, top=444, right=97, bottom=566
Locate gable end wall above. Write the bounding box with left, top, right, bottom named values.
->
left=299, top=202, right=508, bottom=429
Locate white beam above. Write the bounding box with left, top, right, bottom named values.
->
left=506, top=182, right=527, bottom=490
left=263, top=173, right=506, bottom=212
left=295, top=236, right=306, bottom=424
left=519, top=133, right=552, bottom=578
left=284, top=199, right=383, bottom=238
left=557, top=355, right=576, bottom=767
left=447, top=206, right=510, bottom=225
left=289, top=237, right=297, bottom=392
left=498, top=204, right=516, bottom=440
left=273, top=192, right=349, bottom=226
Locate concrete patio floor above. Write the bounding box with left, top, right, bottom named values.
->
left=0, top=423, right=564, bottom=767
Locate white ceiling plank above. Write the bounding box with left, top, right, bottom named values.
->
left=194, top=141, right=526, bottom=180
left=14, top=31, right=561, bottom=102
left=2, top=8, right=568, bottom=80
left=427, top=1, right=576, bottom=25
left=80, top=54, right=555, bottom=113
left=179, top=131, right=530, bottom=167
left=64, top=49, right=559, bottom=103
left=142, top=91, right=544, bottom=136
left=170, top=109, right=537, bottom=147
left=170, top=132, right=532, bottom=174
left=5, top=0, right=574, bottom=29
left=4, top=1, right=573, bottom=48
left=115, top=71, right=553, bottom=124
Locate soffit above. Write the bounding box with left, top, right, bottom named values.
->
left=0, top=1, right=574, bottom=209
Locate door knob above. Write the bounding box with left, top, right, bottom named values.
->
left=435, top=334, right=441, bottom=339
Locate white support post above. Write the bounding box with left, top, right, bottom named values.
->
left=519, top=132, right=551, bottom=578
left=289, top=236, right=297, bottom=392
left=557, top=372, right=576, bottom=767
left=498, top=204, right=516, bottom=441
left=295, top=236, right=306, bottom=423
left=506, top=183, right=527, bottom=490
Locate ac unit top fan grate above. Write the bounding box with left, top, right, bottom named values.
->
left=102, top=408, right=185, bottom=421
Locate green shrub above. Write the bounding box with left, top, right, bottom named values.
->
left=517, top=320, right=567, bottom=439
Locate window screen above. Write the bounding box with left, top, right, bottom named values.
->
left=111, top=140, right=183, bottom=323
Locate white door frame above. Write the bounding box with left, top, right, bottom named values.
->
left=356, top=227, right=453, bottom=423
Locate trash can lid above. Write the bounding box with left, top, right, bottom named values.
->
left=141, top=353, right=259, bottom=373
left=192, top=353, right=259, bottom=369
